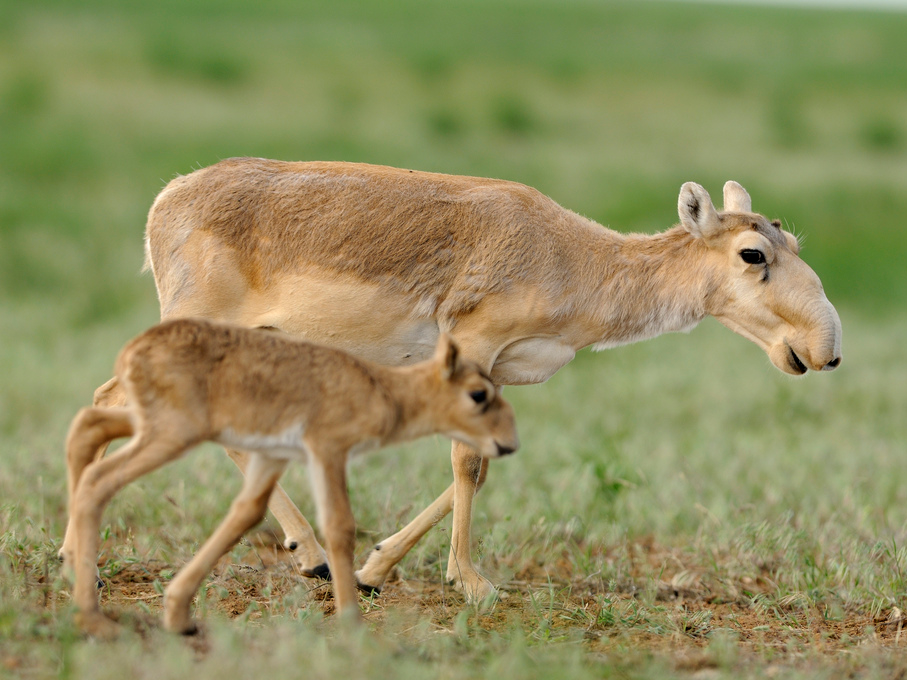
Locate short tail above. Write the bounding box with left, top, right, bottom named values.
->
left=66, top=407, right=135, bottom=470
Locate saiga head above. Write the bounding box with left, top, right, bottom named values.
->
left=678, top=181, right=842, bottom=376
left=431, top=335, right=520, bottom=457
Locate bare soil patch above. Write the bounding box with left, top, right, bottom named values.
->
left=44, top=530, right=906, bottom=676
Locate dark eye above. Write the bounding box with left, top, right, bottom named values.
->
left=469, top=389, right=488, bottom=404
left=740, top=249, right=766, bottom=265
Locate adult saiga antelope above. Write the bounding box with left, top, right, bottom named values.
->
left=84, top=157, right=842, bottom=602
left=64, top=319, right=518, bottom=637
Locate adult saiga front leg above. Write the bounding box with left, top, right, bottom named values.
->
left=446, top=440, right=493, bottom=601
left=355, top=439, right=493, bottom=602
left=356, top=338, right=498, bottom=601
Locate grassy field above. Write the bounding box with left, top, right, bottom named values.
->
left=2, top=0, right=907, bottom=677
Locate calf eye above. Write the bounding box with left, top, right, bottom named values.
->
left=740, top=249, right=766, bottom=265
left=469, top=389, right=488, bottom=404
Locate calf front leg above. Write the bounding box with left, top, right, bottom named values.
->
left=307, top=455, right=359, bottom=619
left=225, top=448, right=329, bottom=579
left=164, top=455, right=287, bottom=634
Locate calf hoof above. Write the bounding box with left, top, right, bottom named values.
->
left=179, top=622, right=200, bottom=637
left=300, top=563, right=331, bottom=581
left=163, top=614, right=199, bottom=636
left=76, top=611, right=121, bottom=641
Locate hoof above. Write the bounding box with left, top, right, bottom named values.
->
left=163, top=610, right=201, bottom=636
left=164, top=619, right=200, bottom=636
left=180, top=622, right=200, bottom=637
left=356, top=581, right=381, bottom=597
left=76, top=611, right=121, bottom=640
left=301, top=562, right=331, bottom=581
left=96, top=577, right=104, bottom=590
left=446, top=573, right=498, bottom=604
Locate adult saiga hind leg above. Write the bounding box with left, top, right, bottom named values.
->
left=225, top=448, right=329, bottom=578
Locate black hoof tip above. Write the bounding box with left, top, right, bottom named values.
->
left=96, top=577, right=104, bottom=590
left=303, top=563, right=331, bottom=581
left=357, top=582, right=381, bottom=596
left=180, top=624, right=199, bottom=637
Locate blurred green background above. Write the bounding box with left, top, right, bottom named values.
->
left=2, top=2, right=907, bottom=672
left=3, top=0, right=906, bottom=525
left=4, top=0, right=906, bottom=532
left=2, top=0, right=906, bottom=331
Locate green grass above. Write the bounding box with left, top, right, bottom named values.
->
left=2, top=0, right=907, bottom=677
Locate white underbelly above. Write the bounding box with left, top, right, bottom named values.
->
left=216, top=424, right=309, bottom=461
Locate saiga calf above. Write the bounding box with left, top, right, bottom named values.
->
left=63, top=318, right=518, bottom=638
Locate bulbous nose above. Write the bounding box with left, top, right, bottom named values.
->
left=822, top=356, right=841, bottom=371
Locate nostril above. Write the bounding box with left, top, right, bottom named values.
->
left=823, top=357, right=841, bottom=371
left=496, top=443, right=516, bottom=456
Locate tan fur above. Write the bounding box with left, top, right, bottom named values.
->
left=63, top=319, right=518, bottom=637
left=82, top=158, right=841, bottom=602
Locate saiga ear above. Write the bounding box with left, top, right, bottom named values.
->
left=723, top=180, right=752, bottom=213
left=678, top=182, right=723, bottom=240
left=435, top=333, right=460, bottom=380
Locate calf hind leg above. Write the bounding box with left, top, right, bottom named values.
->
left=61, top=406, right=133, bottom=569
left=69, top=426, right=194, bottom=638
left=59, top=377, right=130, bottom=563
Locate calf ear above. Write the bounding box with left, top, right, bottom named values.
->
left=678, top=182, right=722, bottom=239
left=435, top=334, right=460, bottom=380
left=723, top=180, right=752, bottom=213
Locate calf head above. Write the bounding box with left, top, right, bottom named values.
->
left=430, top=335, right=520, bottom=457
